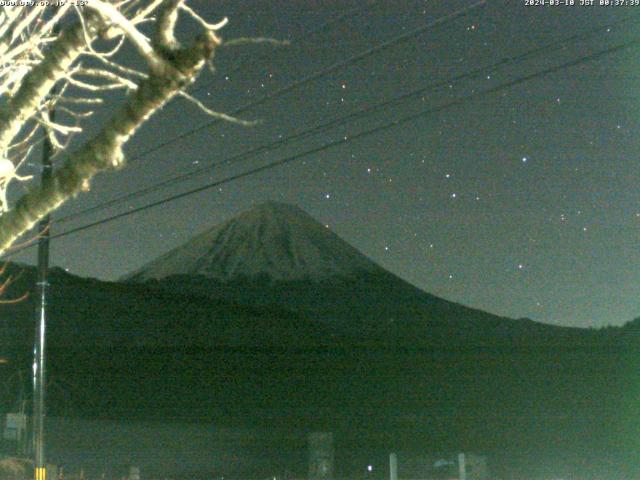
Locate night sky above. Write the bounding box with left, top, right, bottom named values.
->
left=9, top=0, right=640, bottom=328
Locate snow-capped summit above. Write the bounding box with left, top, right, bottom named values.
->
left=124, top=201, right=383, bottom=283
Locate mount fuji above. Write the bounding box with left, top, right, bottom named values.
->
left=1, top=203, right=634, bottom=474
left=123, top=201, right=578, bottom=345
left=124, top=201, right=384, bottom=283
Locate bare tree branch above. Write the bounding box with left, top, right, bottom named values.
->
left=0, top=1, right=247, bottom=255
left=178, top=91, right=258, bottom=126
left=0, top=23, right=221, bottom=254
left=0, top=15, right=100, bottom=154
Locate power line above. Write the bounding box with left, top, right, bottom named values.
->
left=14, top=37, right=636, bottom=251
left=123, top=0, right=487, bottom=168
left=52, top=0, right=485, bottom=224
left=54, top=13, right=640, bottom=226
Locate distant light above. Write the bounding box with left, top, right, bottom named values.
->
left=367, top=465, right=373, bottom=472
left=522, top=157, right=528, bottom=163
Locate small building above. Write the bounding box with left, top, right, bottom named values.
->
left=308, top=432, right=334, bottom=480
left=391, top=451, right=489, bottom=480
left=2, top=413, right=28, bottom=456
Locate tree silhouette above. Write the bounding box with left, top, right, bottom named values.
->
left=0, top=1, right=245, bottom=255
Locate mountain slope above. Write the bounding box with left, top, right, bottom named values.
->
left=121, top=202, right=475, bottom=314
left=123, top=202, right=586, bottom=346
left=2, top=262, right=638, bottom=480
left=2, top=211, right=639, bottom=479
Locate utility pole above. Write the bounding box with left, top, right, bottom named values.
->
left=31, top=10, right=60, bottom=479
left=33, top=103, right=54, bottom=480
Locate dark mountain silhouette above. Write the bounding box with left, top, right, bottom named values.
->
left=1, top=202, right=639, bottom=478
left=122, top=202, right=591, bottom=347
